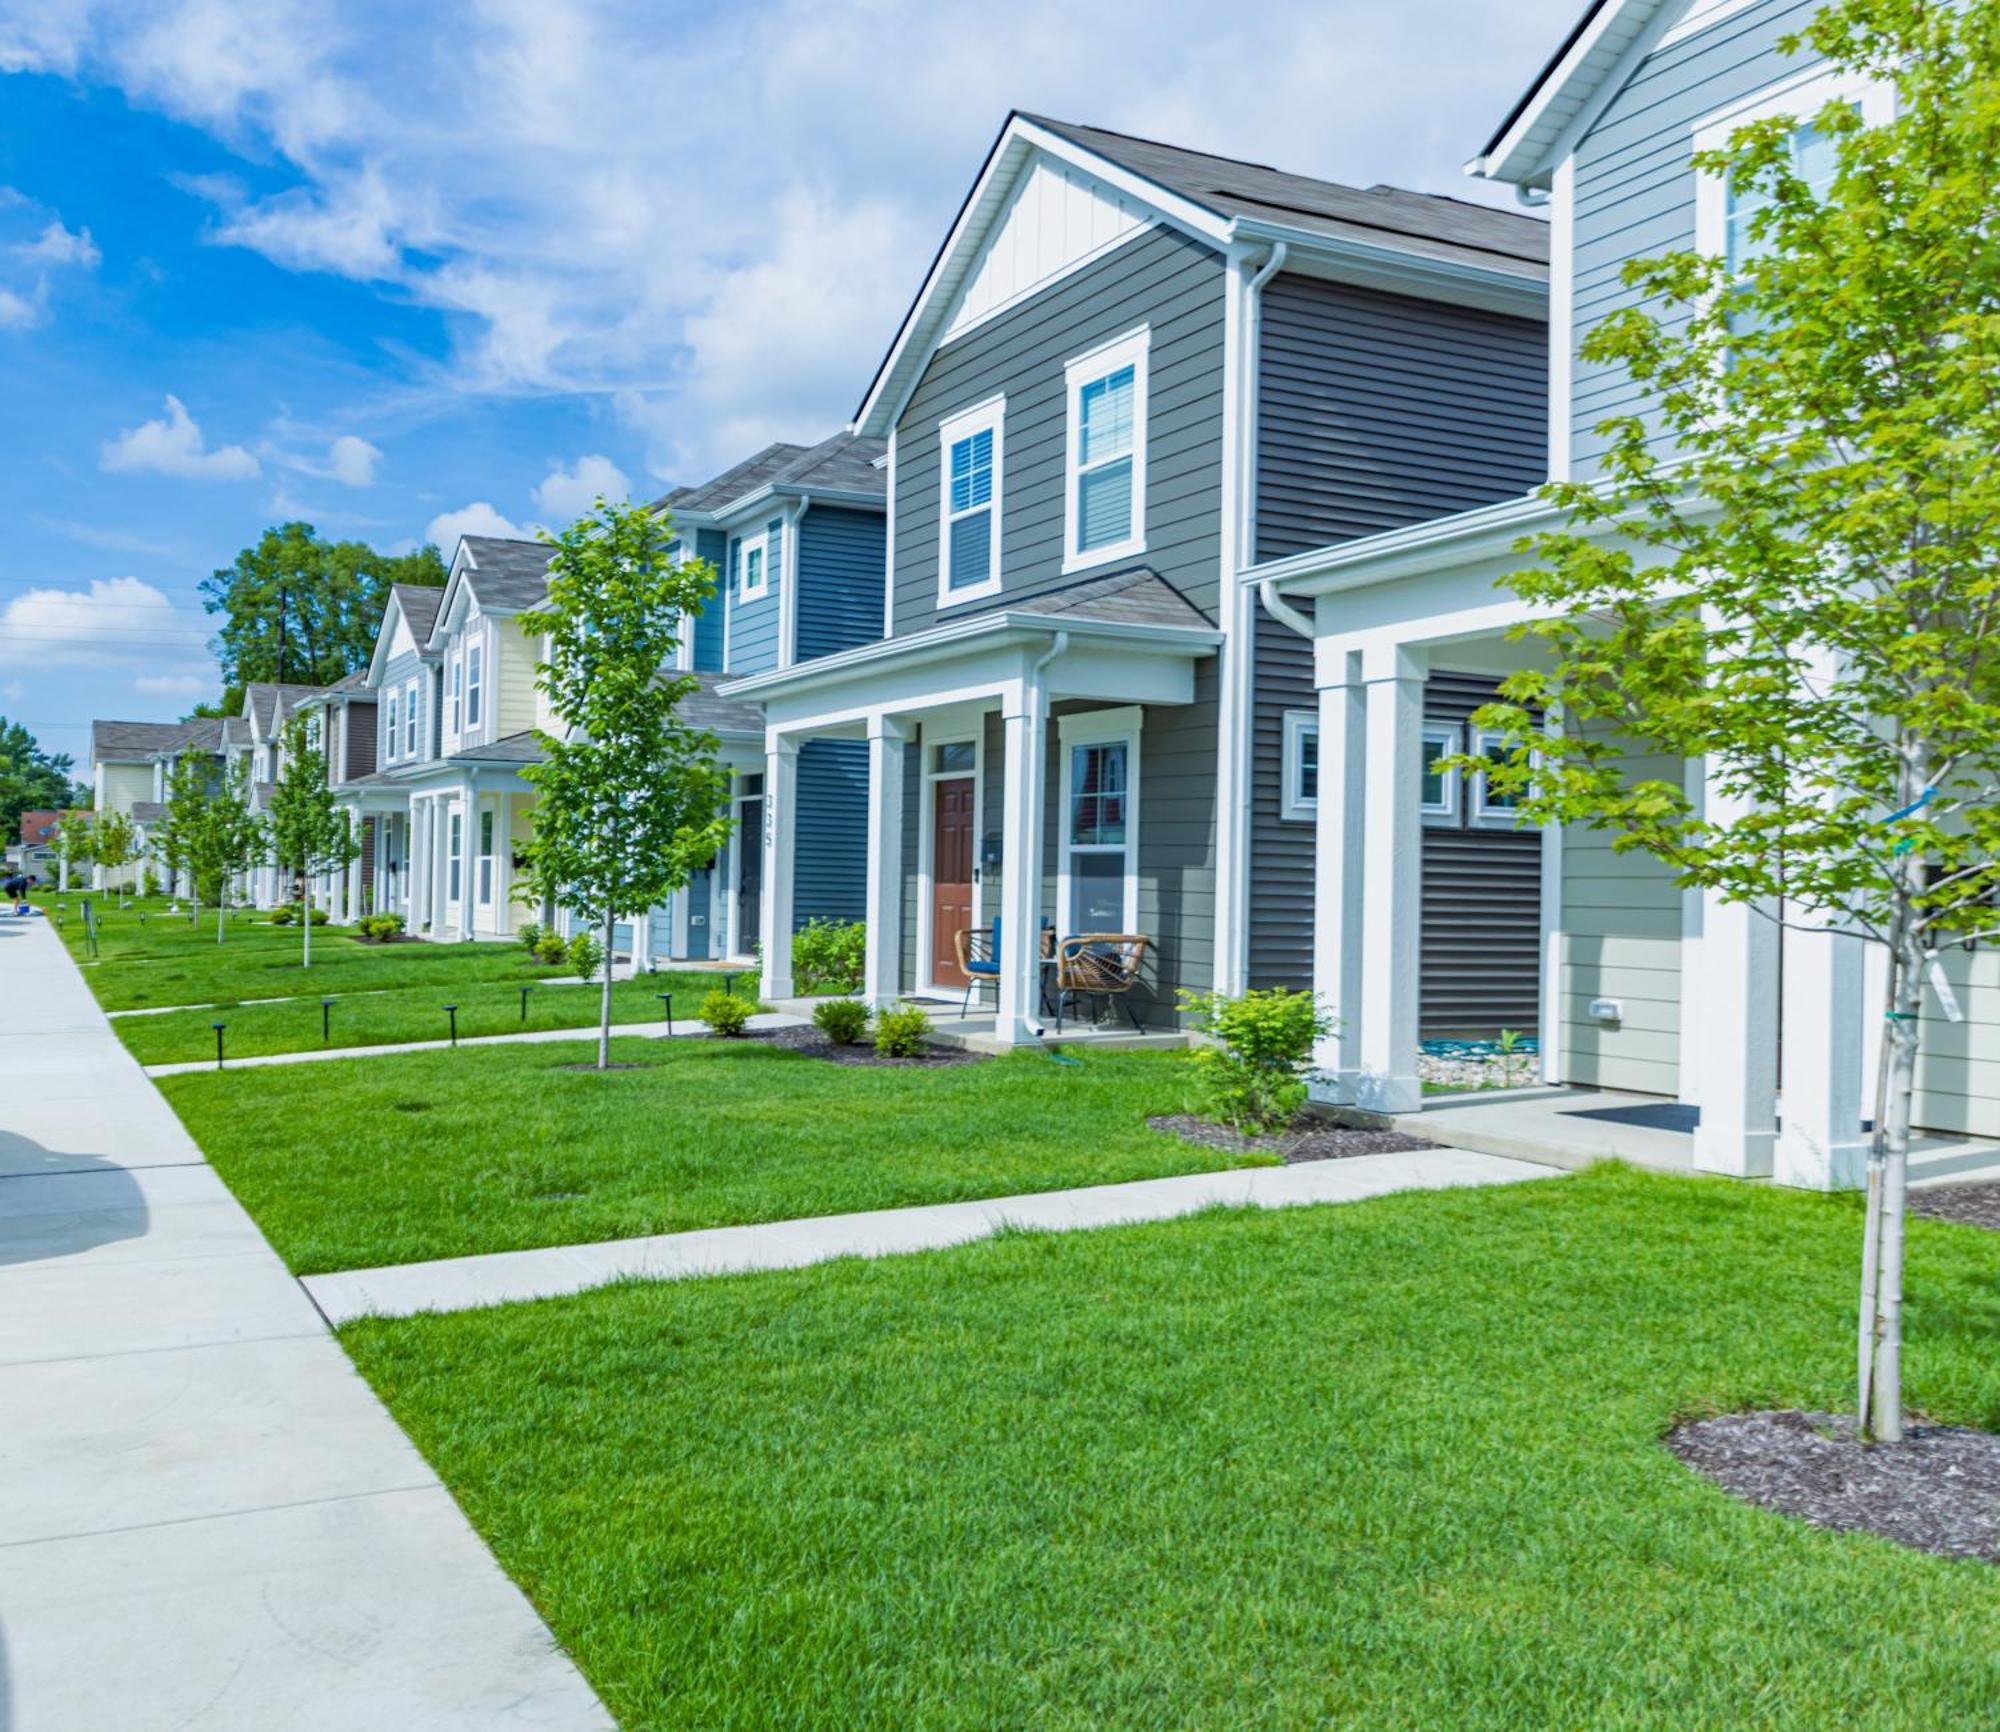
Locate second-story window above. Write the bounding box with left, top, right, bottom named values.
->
left=385, top=692, right=399, bottom=760
left=937, top=395, right=1003, bottom=604
left=1064, top=327, right=1148, bottom=572
left=404, top=681, right=419, bottom=757
left=466, top=643, right=483, bottom=730
left=737, top=532, right=769, bottom=602
left=447, top=657, right=462, bottom=736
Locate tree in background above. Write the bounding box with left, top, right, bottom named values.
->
left=52, top=812, right=94, bottom=891
left=519, top=501, right=733, bottom=1070
left=268, top=714, right=359, bottom=966
left=0, top=716, right=82, bottom=840
left=1475, top=0, right=2000, bottom=1441
left=200, top=523, right=446, bottom=712
left=187, top=758, right=264, bottom=944
left=89, top=810, right=139, bottom=892
left=157, top=753, right=213, bottom=919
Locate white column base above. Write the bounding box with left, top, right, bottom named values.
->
left=1774, top=920, right=1869, bottom=1190
left=995, top=672, right=1048, bottom=1047
left=1352, top=642, right=1426, bottom=1117
left=1687, top=889, right=1779, bottom=1178
left=759, top=737, right=799, bottom=1000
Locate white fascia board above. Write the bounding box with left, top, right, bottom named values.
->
left=1250, top=493, right=1561, bottom=597
left=423, top=567, right=475, bottom=655
left=704, top=482, right=885, bottom=529
left=1229, top=217, right=1548, bottom=318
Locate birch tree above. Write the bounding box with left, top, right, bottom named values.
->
left=518, top=499, right=734, bottom=1070
left=268, top=714, right=358, bottom=966
left=1477, top=0, right=2000, bottom=1441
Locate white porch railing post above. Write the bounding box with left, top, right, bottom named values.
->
left=1310, top=643, right=1365, bottom=1101
left=457, top=775, right=477, bottom=942
left=996, top=672, right=1048, bottom=1046
left=864, top=714, right=910, bottom=1008
left=1775, top=914, right=1869, bottom=1189
left=1353, top=641, right=1426, bottom=1114
left=760, top=734, right=799, bottom=1000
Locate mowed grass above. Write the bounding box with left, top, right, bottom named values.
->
left=343, top=1167, right=2000, bottom=1732
left=161, top=1040, right=1259, bottom=1273
left=37, top=891, right=571, bottom=1012
left=116, top=968, right=744, bottom=1064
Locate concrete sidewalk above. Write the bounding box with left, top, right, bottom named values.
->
left=305, top=1145, right=1558, bottom=1325
left=0, top=917, right=611, bottom=1731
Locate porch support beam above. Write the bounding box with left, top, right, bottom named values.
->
left=1353, top=641, right=1426, bottom=1113
left=864, top=713, right=911, bottom=1008
left=996, top=670, right=1049, bottom=1046
left=457, top=776, right=478, bottom=942
left=759, top=734, right=800, bottom=1000
left=1309, top=643, right=1365, bottom=1099
left=1774, top=910, right=1870, bottom=1191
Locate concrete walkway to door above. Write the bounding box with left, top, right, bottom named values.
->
left=0, top=915, right=611, bottom=1732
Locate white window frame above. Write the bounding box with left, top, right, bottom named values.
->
left=738, top=531, right=770, bottom=603
left=1281, top=709, right=1319, bottom=821
left=403, top=681, right=420, bottom=759
left=446, top=654, right=463, bottom=738
left=384, top=696, right=399, bottom=761
left=1057, top=706, right=1142, bottom=936
left=1469, top=727, right=1531, bottom=830
left=476, top=805, right=495, bottom=904
left=1062, top=326, right=1149, bottom=576
left=1658, top=0, right=1755, bottom=49
left=1421, top=722, right=1461, bottom=824
left=937, top=395, right=1004, bottom=607
left=447, top=808, right=463, bottom=904
left=466, top=640, right=484, bottom=730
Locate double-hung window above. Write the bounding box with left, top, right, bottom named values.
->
left=403, top=681, right=419, bottom=758
left=466, top=642, right=483, bottom=731
left=1281, top=711, right=1320, bottom=821
left=447, top=656, right=463, bottom=738
left=477, top=808, right=494, bottom=903
left=1470, top=728, right=1529, bottom=828
left=447, top=809, right=463, bottom=903
left=938, top=396, right=1003, bottom=603
left=1420, top=724, right=1461, bottom=822
left=738, top=532, right=769, bottom=602
left=1059, top=709, right=1141, bottom=934
left=1063, top=327, right=1148, bottom=572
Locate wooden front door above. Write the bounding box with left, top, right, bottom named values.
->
left=931, top=776, right=975, bottom=987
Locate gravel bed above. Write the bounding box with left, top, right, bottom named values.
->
left=1667, top=1409, right=2000, bottom=1562
left=758, top=1023, right=987, bottom=1068
left=1417, top=1052, right=1542, bottom=1092
left=1148, top=1113, right=1437, bottom=1165
left=1910, top=1181, right=2000, bottom=1232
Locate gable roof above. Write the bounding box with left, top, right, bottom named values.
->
left=855, top=110, right=1550, bottom=436
left=391, top=581, right=445, bottom=645
left=91, top=718, right=217, bottom=763
left=241, top=681, right=326, bottom=739
left=673, top=670, right=763, bottom=739
left=654, top=431, right=888, bottom=523
left=456, top=537, right=555, bottom=612
left=1469, top=0, right=1673, bottom=188
left=960, top=565, right=1214, bottom=631
left=653, top=442, right=812, bottom=516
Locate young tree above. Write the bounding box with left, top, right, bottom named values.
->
left=188, top=758, right=265, bottom=944
left=1478, top=0, right=2000, bottom=1441
left=519, top=500, right=734, bottom=1069
left=158, top=753, right=213, bottom=921
left=268, top=714, right=359, bottom=966
left=90, top=811, right=139, bottom=893
left=52, top=812, right=94, bottom=892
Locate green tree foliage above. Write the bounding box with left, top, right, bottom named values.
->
left=0, top=716, right=80, bottom=839
left=201, top=523, right=446, bottom=709
left=185, top=758, right=266, bottom=942
left=518, top=501, right=734, bottom=1069
left=90, top=810, right=139, bottom=887
left=268, top=714, right=359, bottom=966
left=791, top=917, right=866, bottom=994
left=1474, top=0, right=2000, bottom=1439
left=1178, top=987, right=1334, bottom=1133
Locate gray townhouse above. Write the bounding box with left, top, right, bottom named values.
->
left=726, top=112, right=1550, bottom=1044
left=1249, top=0, right=1947, bottom=1189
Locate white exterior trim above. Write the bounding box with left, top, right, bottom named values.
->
left=1061, top=325, right=1150, bottom=575
left=1658, top=0, right=1756, bottom=49
left=915, top=721, right=985, bottom=1001
left=1056, top=704, right=1143, bottom=936
left=1280, top=708, right=1318, bottom=822
left=737, top=528, right=771, bottom=603
left=937, top=394, right=1005, bottom=608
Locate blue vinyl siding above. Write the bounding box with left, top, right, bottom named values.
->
left=728, top=517, right=783, bottom=674
left=797, top=507, right=886, bottom=661
left=692, top=529, right=728, bottom=672
left=1569, top=0, right=1821, bottom=473
left=795, top=738, right=867, bottom=928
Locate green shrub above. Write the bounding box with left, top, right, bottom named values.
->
left=358, top=912, right=406, bottom=942
left=1177, top=987, right=1335, bottom=1134
left=566, top=930, right=604, bottom=978
left=873, top=1003, right=932, bottom=1058
left=268, top=904, right=296, bottom=925
left=702, top=987, right=751, bottom=1037
left=792, top=917, right=866, bottom=994
left=534, top=930, right=568, bottom=965
left=517, top=920, right=543, bottom=953
left=813, top=998, right=870, bottom=1045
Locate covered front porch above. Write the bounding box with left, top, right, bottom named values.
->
left=381, top=759, right=539, bottom=942
left=721, top=585, right=1220, bottom=1044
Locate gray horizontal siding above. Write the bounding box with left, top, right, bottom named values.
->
left=798, top=507, right=885, bottom=663
left=1254, top=275, right=1548, bottom=560
left=1569, top=0, right=1822, bottom=473
left=1248, top=610, right=1314, bottom=991
left=893, top=225, right=1226, bottom=632
left=343, top=701, right=377, bottom=780
left=795, top=738, right=867, bottom=928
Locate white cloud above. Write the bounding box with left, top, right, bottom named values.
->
left=100, top=395, right=260, bottom=481
left=18, top=218, right=99, bottom=269
left=425, top=501, right=530, bottom=549
left=0, top=575, right=213, bottom=671
left=134, top=671, right=214, bottom=697
left=532, top=453, right=630, bottom=522
left=0, top=285, right=35, bottom=328
left=326, top=433, right=381, bottom=486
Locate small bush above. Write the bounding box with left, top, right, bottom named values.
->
left=813, top=998, right=870, bottom=1045
left=703, top=987, right=751, bottom=1037
left=534, top=930, right=568, bottom=965
left=307, top=905, right=328, bottom=926
left=517, top=920, right=543, bottom=953
left=566, top=930, right=604, bottom=978
left=792, top=918, right=866, bottom=994
left=268, top=904, right=296, bottom=925
left=1177, top=987, right=1335, bottom=1133
left=358, top=912, right=406, bottom=942
left=873, top=1003, right=932, bottom=1058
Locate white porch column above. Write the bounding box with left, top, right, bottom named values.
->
left=1353, top=641, right=1426, bottom=1113
left=407, top=800, right=428, bottom=931
left=759, top=735, right=799, bottom=999
left=457, top=776, right=477, bottom=941
left=1775, top=914, right=1870, bottom=1189
left=344, top=811, right=363, bottom=922
left=429, top=797, right=451, bottom=937
left=863, top=714, right=911, bottom=1008
left=996, top=670, right=1049, bottom=1046
left=1310, top=643, right=1365, bottom=1098
left=1687, top=760, right=1779, bottom=1176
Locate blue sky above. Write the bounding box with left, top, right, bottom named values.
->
left=0, top=0, right=1580, bottom=775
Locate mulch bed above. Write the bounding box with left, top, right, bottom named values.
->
left=1910, top=1181, right=2000, bottom=1232
left=1667, top=1409, right=2000, bottom=1563
left=553, top=1061, right=646, bottom=1072
left=755, top=1023, right=988, bottom=1068
left=1148, top=1113, right=1437, bottom=1165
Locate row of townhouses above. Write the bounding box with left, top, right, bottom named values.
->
left=89, top=0, right=1979, bottom=1189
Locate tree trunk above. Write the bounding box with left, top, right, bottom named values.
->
left=598, top=908, right=615, bottom=1070
left=1861, top=922, right=1923, bottom=1443
left=303, top=871, right=313, bottom=969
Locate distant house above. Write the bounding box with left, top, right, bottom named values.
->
left=18, top=809, right=62, bottom=877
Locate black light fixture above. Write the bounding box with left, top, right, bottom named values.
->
left=657, top=992, right=674, bottom=1035
left=444, top=1003, right=459, bottom=1046
left=321, top=998, right=334, bottom=1045
left=212, top=1023, right=226, bottom=1070
left=519, top=984, right=532, bottom=1023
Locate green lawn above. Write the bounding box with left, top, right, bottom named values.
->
left=161, top=1040, right=1260, bottom=1274
left=116, top=968, right=744, bottom=1064
left=343, top=1166, right=2000, bottom=1732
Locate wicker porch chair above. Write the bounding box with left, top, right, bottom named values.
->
left=953, top=917, right=1002, bottom=1017
left=1052, top=933, right=1150, bottom=1033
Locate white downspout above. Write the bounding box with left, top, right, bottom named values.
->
left=1258, top=577, right=1314, bottom=642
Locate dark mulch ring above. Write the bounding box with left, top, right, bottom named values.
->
left=1147, top=1113, right=1437, bottom=1165
left=1668, top=1409, right=2000, bottom=1563
left=755, top=1023, right=988, bottom=1068
left=1910, top=1180, right=2000, bottom=1232
left=553, top=1061, right=646, bottom=1072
